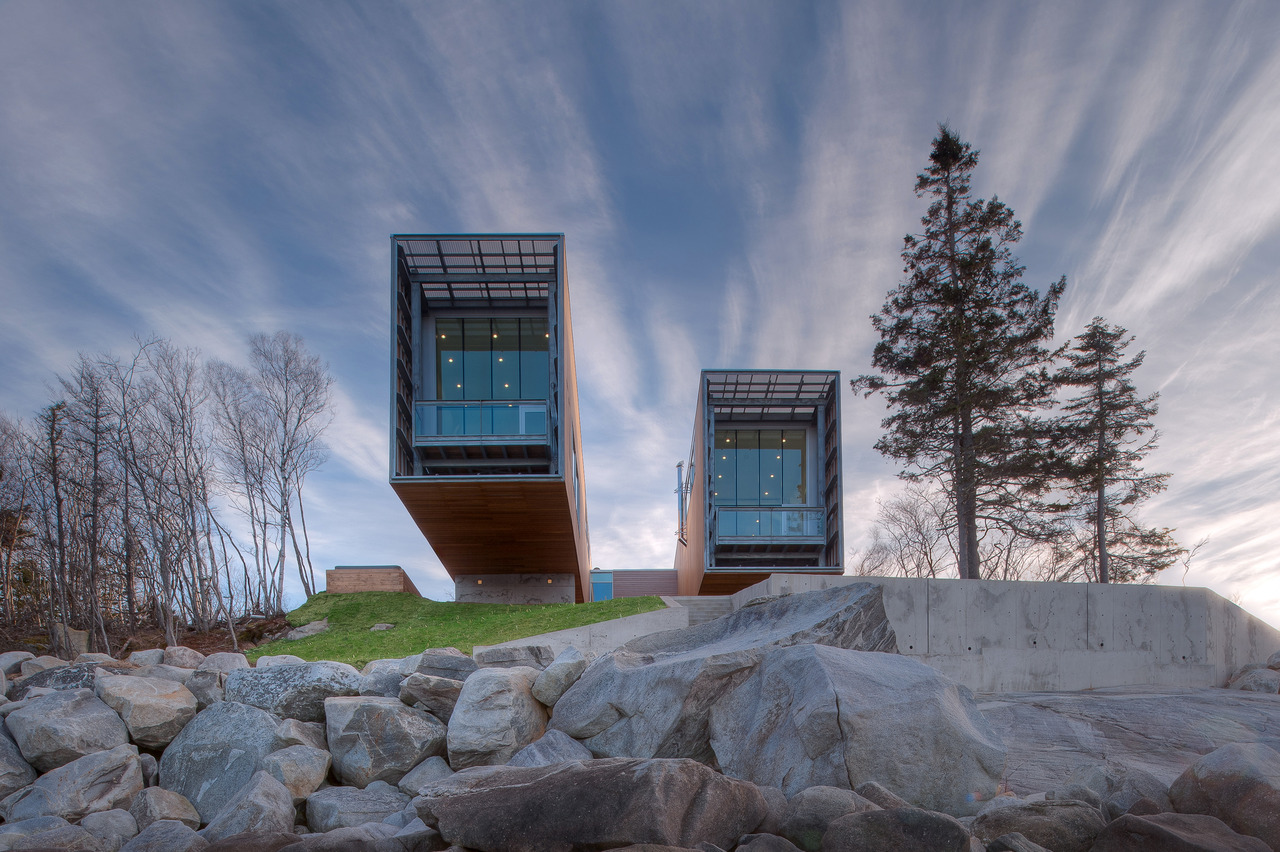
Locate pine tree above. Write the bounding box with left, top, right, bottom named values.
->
left=854, top=126, right=1065, bottom=580
left=1053, top=317, right=1183, bottom=582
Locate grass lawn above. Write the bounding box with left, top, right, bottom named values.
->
left=245, top=592, right=667, bottom=668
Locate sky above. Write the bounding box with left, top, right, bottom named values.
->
left=1, top=1, right=1278, bottom=627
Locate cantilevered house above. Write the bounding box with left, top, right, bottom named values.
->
left=674, top=370, right=844, bottom=596
left=389, top=235, right=590, bottom=603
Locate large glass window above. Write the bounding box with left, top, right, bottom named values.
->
left=713, top=429, right=807, bottom=507
left=434, top=317, right=549, bottom=401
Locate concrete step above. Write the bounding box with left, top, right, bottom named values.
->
left=672, top=596, right=734, bottom=626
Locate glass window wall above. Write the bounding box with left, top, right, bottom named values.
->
left=433, top=317, right=549, bottom=401
left=713, top=429, right=807, bottom=507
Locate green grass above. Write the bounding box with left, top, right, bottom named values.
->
left=246, top=592, right=666, bottom=669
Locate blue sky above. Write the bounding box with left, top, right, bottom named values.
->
left=2, top=1, right=1279, bottom=626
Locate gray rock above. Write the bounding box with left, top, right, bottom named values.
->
left=95, top=675, right=198, bottom=749
left=0, top=743, right=142, bottom=823
left=6, top=688, right=130, bottom=771
left=359, top=668, right=405, bottom=699
left=130, top=664, right=194, bottom=685
left=9, top=662, right=133, bottom=701
left=1050, top=763, right=1171, bottom=821
left=0, top=652, right=35, bottom=677
left=531, top=646, right=589, bottom=707
left=383, top=805, right=417, bottom=828
left=280, top=823, right=398, bottom=850
left=79, top=809, right=139, bottom=852
left=273, top=718, right=327, bottom=752
left=1088, top=812, right=1272, bottom=852
left=196, top=653, right=249, bottom=675
left=755, top=785, right=788, bottom=836
left=1268, top=649, right=1280, bottom=670
left=414, top=649, right=477, bottom=682
left=183, top=670, right=224, bottom=711
left=550, top=583, right=896, bottom=766
left=1230, top=668, right=1280, bottom=693
left=138, top=753, right=157, bottom=788
left=855, top=781, right=912, bottom=810
left=163, top=647, right=206, bottom=669
left=130, top=787, right=201, bottom=831
left=507, top=729, right=594, bottom=768
left=285, top=618, right=328, bottom=640
left=0, top=729, right=37, bottom=799
left=985, top=833, right=1053, bottom=852
left=19, top=655, right=66, bottom=677
left=397, top=756, right=454, bottom=797
left=709, top=644, right=1005, bottom=815
left=1168, top=741, right=1280, bottom=851
left=778, top=786, right=880, bottom=852
left=979, top=685, right=1280, bottom=793
left=326, top=696, right=447, bottom=787
left=262, top=745, right=331, bottom=804
left=9, top=823, right=105, bottom=850
left=370, top=623, right=395, bottom=631
left=224, top=662, right=361, bottom=722
left=417, top=757, right=767, bottom=852
left=398, top=674, right=462, bottom=722
left=199, top=770, right=294, bottom=842
left=158, top=701, right=281, bottom=823
left=125, top=650, right=165, bottom=667
left=75, top=653, right=119, bottom=665
left=969, top=799, right=1106, bottom=852
left=0, top=816, right=72, bottom=845
left=822, top=808, right=974, bottom=852
left=306, top=781, right=410, bottom=832
left=254, top=654, right=307, bottom=668
left=446, top=667, right=547, bottom=769
left=736, top=834, right=803, bottom=852
left=473, top=645, right=555, bottom=670
left=120, top=820, right=208, bottom=852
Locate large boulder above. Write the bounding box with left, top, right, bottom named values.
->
left=1089, top=812, right=1272, bottom=851
left=1230, top=669, right=1280, bottom=694
left=325, top=696, right=447, bottom=787
left=550, top=583, right=896, bottom=764
left=130, top=787, right=201, bottom=831
left=224, top=662, right=361, bottom=722
left=120, top=819, right=208, bottom=852
left=397, top=756, right=454, bottom=797
left=1169, top=741, right=1280, bottom=851
left=261, top=745, right=331, bottom=804
left=183, top=671, right=224, bottom=711
left=1048, top=763, right=1171, bottom=820
left=162, top=647, right=206, bottom=669
left=473, top=645, right=555, bottom=670
left=415, top=648, right=479, bottom=682
left=253, top=655, right=306, bottom=668
left=6, top=823, right=105, bottom=850
left=95, top=676, right=198, bottom=749
left=0, top=651, right=35, bottom=677
left=272, top=718, right=327, bottom=752
left=447, top=667, right=547, bottom=769
left=8, top=662, right=133, bottom=702
left=821, top=808, right=974, bottom=852
left=709, top=644, right=1005, bottom=815
left=198, top=770, right=294, bottom=842
left=157, top=701, right=281, bottom=823
left=417, top=757, right=768, bottom=852
left=80, top=808, right=139, bottom=852
left=6, top=689, right=130, bottom=771
left=969, top=799, right=1106, bottom=852
left=305, top=781, right=410, bottom=832
left=508, top=730, right=594, bottom=768
left=778, top=786, right=880, bottom=852
left=196, top=653, right=249, bottom=675
left=398, top=674, right=463, bottom=722
left=0, top=743, right=142, bottom=823
left=531, top=647, right=589, bottom=707
left=0, top=731, right=37, bottom=799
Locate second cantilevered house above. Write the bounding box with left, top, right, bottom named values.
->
left=674, top=370, right=844, bottom=595
left=389, top=234, right=590, bottom=604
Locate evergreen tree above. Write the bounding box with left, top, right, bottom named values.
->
left=1053, top=317, right=1183, bottom=582
left=854, top=126, right=1064, bottom=580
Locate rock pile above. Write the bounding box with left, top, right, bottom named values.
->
left=0, top=582, right=1273, bottom=852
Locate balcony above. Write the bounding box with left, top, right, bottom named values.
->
left=715, top=506, right=824, bottom=540
left=414, top=401, right=547, bottom=442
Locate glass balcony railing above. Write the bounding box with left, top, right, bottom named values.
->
left=414, top=401, right=547, bottom=439
left=716, top=506, right=824, bottom=538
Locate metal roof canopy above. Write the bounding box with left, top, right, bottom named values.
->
left=394, top=234, right=560, bottom=309
left=704, top=370, right=838, bottom=419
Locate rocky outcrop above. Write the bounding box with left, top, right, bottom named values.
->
left=550, top=583, right=896, bottom=765
left=447, top=667, right=547, bottom=769
left=157, top=701, right=280, bottom=823
left=1168, top=741, right=1280, bottom=851
left=6, top=689, right=130, bottom=772
left=417, top=758, right=768, bottom=852
left=0, top=743, right=142, bottom=823
left=95, top=675, right=198, bottom=749
left=325, top=696, right=447, bottom=787
left=223, top=662, right=361, bottom=723
left=710, top=644, right=1006, bottom=814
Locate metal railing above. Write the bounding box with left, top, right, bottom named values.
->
left=715, top=506, right=824, bottom=538
left=414, top=401, right=547, bottom=439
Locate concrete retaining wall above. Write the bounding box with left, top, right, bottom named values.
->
left=732, top=574, right=1280, bottom=693
left=454, top=573, right=575, bottom=604
left=473, top=598, right=689, bottom=657
left=326, top=566, right=421, bottom=596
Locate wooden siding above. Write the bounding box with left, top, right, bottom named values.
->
left=613, top=569, right=679, bottom=597
left=326, top=567, right=422, bottom=596
left=673, top=385, right=708, bottom=596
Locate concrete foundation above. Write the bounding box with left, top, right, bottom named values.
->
left=732, top=574, right=1280, bottom=693
left=455, top=573, right=575, bottom=604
